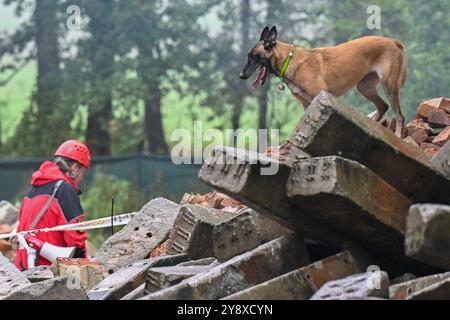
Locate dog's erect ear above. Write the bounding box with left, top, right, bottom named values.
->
left=263, top=26, right=277, bottom=50
left=268, top=26, right=277, bottom=44
left=260, top=26, right=270, bottom=41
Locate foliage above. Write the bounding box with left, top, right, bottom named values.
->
left=80, top=171, right=146, bottom=248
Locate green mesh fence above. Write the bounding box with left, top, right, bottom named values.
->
left=0, top=153, right=210, bottom=204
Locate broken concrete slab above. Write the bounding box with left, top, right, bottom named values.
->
left=0, top=200, right=18, bottom=225
left=211, top=207, right=289, bottom=261
left=405, top=204, right=450, bottom=270
left=0, top=252, right=31, bottom=299
left=22, top=266, right=54, bottom=283
left=145, top=265, right=214, bottom=294
left=177, top=257, right=217, bottom=267
left=140, top=235, right=309, bottom=300
left=50, top=258, right=104, bottom=290
left=222, top=249, right=370, bottom=300
left=3, top=276, right=88, bottom=300
left=408, top=278, right=450, bottom=300
left=167, top=204, right=288, bottom=261
left=120, top=283, right=145, bottom=300
left=287, top=156, right=411, bottom=258
left=432, top=141, right=450, bottom=179
left=390, top=273, right=417, bottom=286
left=310, top=271, right=389, bottom=300
left=198, top=146, right=349, bottom=249
left=165, top=204, right=239, bottom=259
left=95, top=197, right=180, bottom=272
left=390, top=271, right=450, bottom=300
left=88, top=254, right=187, bottom=300
left=288, top=91, right=450, bottom=204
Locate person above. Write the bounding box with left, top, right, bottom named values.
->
left=15, top=140, right=91, bottom=270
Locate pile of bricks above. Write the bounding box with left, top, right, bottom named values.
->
left=1, top=91, right=450, bottom=300
left=403, top=97, right=450, bottom=157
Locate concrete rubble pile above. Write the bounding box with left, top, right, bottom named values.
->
left=1, top=91, right=450, bottom=300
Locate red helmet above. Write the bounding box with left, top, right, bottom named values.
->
left=54, top=140, right=91, bottom=168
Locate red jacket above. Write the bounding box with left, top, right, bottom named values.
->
left=15, top=161, right=88, bottom=270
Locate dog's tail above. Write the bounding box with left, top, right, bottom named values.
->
left=393, top=39, right=408, bottom=88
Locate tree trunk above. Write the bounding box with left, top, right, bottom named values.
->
left=35, top=0, right=60, bottom=151
left=86, top=95, right=112, bottom=156
left=144, top=86, right=168, bottom=155
left=230, top=0, right=250, bottom=144
left=85, top=1, right=114, bottom=156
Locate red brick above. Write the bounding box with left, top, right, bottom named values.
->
left=411, top=128, right=428, bottom=144
left=417, top=102, right=441, bottom=118
left=424, top=148, right=439, bottom=157
left=403, top=136, right=419, bottom=147
left=406, top=119, right=425, bottom=136
left=423, top=97, right=450, bottom=114
left=428, top=110, right=448, bottom=127
left=432, top=126, right=450, bottom=147
left=419, top=142, right=440, bottom=152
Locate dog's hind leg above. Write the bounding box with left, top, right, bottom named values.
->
left=383, top=84, right=405, bottom=138
left=357, top=72, right=389, bottom=122
left=381, top=58, right=406, bottom=137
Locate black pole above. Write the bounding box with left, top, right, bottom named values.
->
left=111, top=196, right=115, bottom=236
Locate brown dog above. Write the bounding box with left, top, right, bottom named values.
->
left=240, top=26, right=407, bottom=137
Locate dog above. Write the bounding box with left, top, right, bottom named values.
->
left=239, top=26, right=408, bottom=137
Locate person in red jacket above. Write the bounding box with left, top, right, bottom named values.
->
left=15, top=140, right=91, bottom=270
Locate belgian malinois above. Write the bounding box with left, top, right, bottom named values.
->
left=239, top=26, right=408, bottom=137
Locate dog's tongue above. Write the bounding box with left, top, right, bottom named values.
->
left=251, top=66, right=266, bottom=89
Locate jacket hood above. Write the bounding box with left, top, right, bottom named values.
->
left=31, top=161, right=80, bottom=190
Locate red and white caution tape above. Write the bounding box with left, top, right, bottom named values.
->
left=0, top=212, right=138, bottom=240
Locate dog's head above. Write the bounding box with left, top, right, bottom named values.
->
left=239, top=25, right=278, bottom=89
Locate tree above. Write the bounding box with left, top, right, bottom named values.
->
left=1, top=0, right=67, bottom=155
left=118, top=0, right=216, bottom=155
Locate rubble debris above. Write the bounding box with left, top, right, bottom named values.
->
left=390, top=273, right=417, bottom=286
left=180, top=191, right=246, bottom=213
left=165, top=204, right=239, bottom=259
left=405, top=204, right=450, bottom=270
left=432, top=140, right=450, bottom=179
left=222, top=249, right=370, bottom=300
left=145, top=264, right=215, bottom=294
left=0, top=201, right=19, bottom=226
left=0, top=252, right=31, bottom=299
left=390, top=271, right=450, bottom=300
left=50, top=258, right=104, bottom=290
left=120, top=283, right=146, bottom=300
left=95, top=197, right=180, bottom=272
left=140, top=235, right=309, bottom=300
left=177, top=257, right=217, bottom=266
left=211, top=207, right=289, bottom=261
left=287, top=91, right=450, bottom=204
left=286, top=156, right=410, bottom=258
left=264, top=140, right=309, bottom=165
left=401, top=97, right=450, bottom=156
left=149, top=239, right=169, bottom=258
left=167, top=204, right=288, bottom=261
left=0, top=224, right=12, bottom=253
left=3, top=277, right=88, bottom=300
left=22, top=266, right=55, bottom=283
left=310, top=272, right=389, bottom=300
left=408, top=278, right=450, bottom=300
left=88, top=254, right=188, bottom=300
left=198, top=146, right=349, bottom=248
